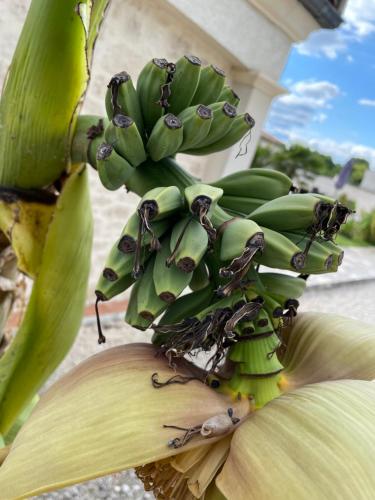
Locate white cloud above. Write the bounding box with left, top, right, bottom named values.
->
left=296, top=0, right=375, bottom=59
left=346, top=54, right=354, bottom=63
left=286, top=133, right=375, bottom=167
left=267, top=79, right=340, bottom=139
left=313, top=113, right=327, bottom=123
left=358, top=98, right=375, bottom=107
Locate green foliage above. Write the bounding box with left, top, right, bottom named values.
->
left=252, top=144, right=341, bottom=179
left=349, top=159, right=369, bottom=185
left=339, top=209, right=375, bottom=246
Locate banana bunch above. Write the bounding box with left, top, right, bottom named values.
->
left=93, top=55, right=351, bottom=400
left=95, top=184, right=348, bottom=338
left=94, top=55, right=255, bottom=190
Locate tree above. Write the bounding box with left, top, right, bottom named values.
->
left=252, top=143, right=341, bottom=178
left=350, top=158, right=369, bottom=185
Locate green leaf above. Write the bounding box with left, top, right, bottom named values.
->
left=0, top=0, right=109, bottom=188
left=0, top=167, right=93, bottom=434
left=217, top=379, right=375, bottom=500
left=281, top=312, right=375, bottom=390
left=0, top=343, right=250, bottom=498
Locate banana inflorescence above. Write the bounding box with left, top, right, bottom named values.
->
left=92, top=54, right=351, bottom=407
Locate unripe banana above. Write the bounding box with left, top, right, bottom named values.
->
left=255, top=226, right=306, bottom=271
left=105, top=114, right=146, bottom=167
left=117, top=212, right=170, bottom=255
left=153, top=236, right=193, bottom=303
left=320, top=238, right=344, bottom=269
left=219, top=218, right=264, bottom=262
left=105, top=71, right=144, bottom=136
left=218, top=85, right=240, bottom=106
left=191, top=64, right=226, bottom=105
left=229, top=325, right=283, bottom=375
left=168, top=217, right=209, bottom=273
left=157, top=284, right=214, bottom=327
left=96, top=143, right=134, bottom=191
left=146, top=114, right=183, bottom=161
left=187, top=112, right=255, bottom=155
left=136, top=256, right=168, bottom=322
left=190, top=260, right=210, bottom=291
left=258, top=272, right=306, bottom=300
left=138, top=186, right=183, bottom=221
left=219, top=195, right=265, bottom=216
left=195, top=290, right=245, bottom=321
left=249, top=194, right=333, bottom=233
left=185, top=184, right=223, bottom=214
left=262, top=294, right=284, bottom=328
left=99, top=237, right=150, bottom=284
left=282, top=231, right=335, bottom=274
left=211, top=168, right=293, bottom=200
left=125, top=280, right=153, bottom=331
left=95, top=273, right=134, bottom=302
left=167, top=55, right=202, bottom=115
left=178, top=105, right=213, bottom=151
left=185, top=102, right=237, bottom=151
left=136, top=58, right=170, bottom=133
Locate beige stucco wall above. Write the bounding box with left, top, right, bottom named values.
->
left=0, top=0, right=319, bottom=302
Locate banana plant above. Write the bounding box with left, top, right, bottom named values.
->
left=1, top=1, right=375, bottom=499
left=0, top=0, right=109, bottom=439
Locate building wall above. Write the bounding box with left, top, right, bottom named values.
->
left=0, top=0, right=321, bottom=301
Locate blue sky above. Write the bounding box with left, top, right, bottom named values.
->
left=265, top=0, right=375, bottom=168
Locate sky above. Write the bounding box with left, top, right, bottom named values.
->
left=265, top=0, right=375, bottom=169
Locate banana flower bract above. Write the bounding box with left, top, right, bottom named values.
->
left=0, top=312, right=375, bottom=499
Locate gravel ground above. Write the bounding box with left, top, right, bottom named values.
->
left=31, top=278, right=375, bottom=499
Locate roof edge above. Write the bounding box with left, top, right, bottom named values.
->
left=297, top=0, right=343, bottom=29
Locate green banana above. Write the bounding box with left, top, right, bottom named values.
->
left=146, top=114, right=183, bottom=161
left=117, top=212, right=170, bottom=255
left=186, top=112, right=255, bottom=155
left=157, top=284, right=214, bottom=327
left=95, top=273, right=134, bottom=302
left=136, top=58, right=170, bottom=133
left=191, top=64, right=226, bottom=105
left=137, top=186, right=183, bottom=221
left=153, top=237, right=193, bottom=303
left=105, top=114, right=146, bottom=167
left=99, top=238, right=144, bottom=283
left=282, top=231, right=335, bottom=274
left=249, top=194, right=333, bottom=232
left=321, top=237, right=344, bottom=269
left=136, top=256, right=168, bottom=322
left=219, top=195, right=265, bottom=216
left=167, top=55, right=202, bottom=115
left=185, top=183, right=223, bottom=218
left=168, top=217, right=209, bottom=272
left=220, top=218, right=264, bottom=262
left=190, top=259, right=210, bottom=291
left=178, top=105, right=213, bottom=151
left=211, top=168, right=293, bottom=200
left=105, top=71, right=144, bottom=135
left=96, top=143, right=134, bottom=190
left=262, top=294, right=284, bottom=328
left=125, top=280, right=153, bottom=331
left=254, top=226, right=306, bottom=271
left=218, top=85, right=240, bottom=106
left=195, top=290, right=245, bottom=321
left=185, top=101, right=237, bottom=151
left=258, top=272, right=306, bottom=301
